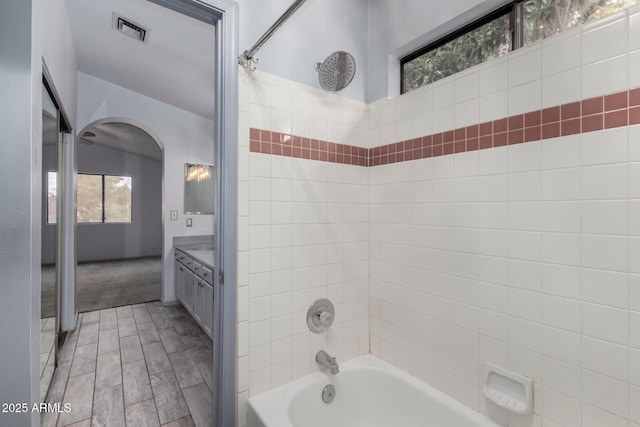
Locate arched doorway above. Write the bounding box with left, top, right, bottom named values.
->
left=73, top=119, right=165, bottom=313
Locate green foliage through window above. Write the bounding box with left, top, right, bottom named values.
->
left=523, top=0, right=637, bottom=45
left=77, top=174, right=103, bottom=223
left=402, top=0, right=637, bottom=93
left=47, top=172, right=132, bottom=224
left=104, top=176, right=132, bottom=223
left=47, top=172, right=57, bottom=224
left=403, top=15, right=511, bottom=92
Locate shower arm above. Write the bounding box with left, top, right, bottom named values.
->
left=238, top=0, right=309, bottom=71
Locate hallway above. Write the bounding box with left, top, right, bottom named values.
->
left=42, top=302, right=212, bottom=426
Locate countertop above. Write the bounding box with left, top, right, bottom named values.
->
left=175, top=246, right=214, bottom=270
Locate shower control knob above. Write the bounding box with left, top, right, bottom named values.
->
left=319, top=311, right=333, bottom=327
left=307, top=298, right=335, bottom=333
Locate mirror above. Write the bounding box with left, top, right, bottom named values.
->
left=184, top=163, right=214, bottom=214
left=41, top=83, right=60, bottom=400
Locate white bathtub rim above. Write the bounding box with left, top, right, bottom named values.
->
left=247, top=354, right=502, bottom=427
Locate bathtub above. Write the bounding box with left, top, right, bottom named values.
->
left=248, top=355, right=502, bottom=427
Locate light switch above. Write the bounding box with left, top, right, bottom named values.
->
left=170, top=210, right=178, bottom=221
left=186, top=218, right=192, bottom=227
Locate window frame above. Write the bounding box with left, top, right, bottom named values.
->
left=76, top=172, right=133, bottom=224
left=400, top=1, right=518, bottom=94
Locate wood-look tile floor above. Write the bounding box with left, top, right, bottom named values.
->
left=42, top=302, right=213, bottom=427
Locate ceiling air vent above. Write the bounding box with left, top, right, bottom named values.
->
left=112, top=13, right=149, bottom=43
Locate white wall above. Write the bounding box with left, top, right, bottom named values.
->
left=236, top=0, right=369, bottom=102
left=42, top=143, right=162, bottom=264
left=236, top=69, right=370, bottom=427
left=238, top=0, right=514, bottom=102
left=0, top=0, right=42, bottom=424
left=366, top=0, right=507, bottom=102
left=76, top=72, right=215, bottom=303
left=369, top=6, right=640, bottom=426
left=76, top=144, right=162, bottom=262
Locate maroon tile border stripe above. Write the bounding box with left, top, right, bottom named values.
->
left=249, top=129, right=368, bottom=167
left=250, top=87, right=640, bottom=167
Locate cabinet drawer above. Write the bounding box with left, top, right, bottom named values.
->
left=200, top=266, right=213, bottom=284
left=175, top=251, right=188, bottom=263
left=182, top=257, right=194, bottom=269
left=190, top=261, right=212, bottom=284
left=191, top=260, right=203, bottom=276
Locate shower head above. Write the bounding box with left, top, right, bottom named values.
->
left=315, top=51, right=356, bottom=92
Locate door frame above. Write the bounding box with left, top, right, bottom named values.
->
left=42, top=60, right=73, bottom=399
left=212, top=4, right=239, bottom=425
left=147, top=1, right=239, bottom=425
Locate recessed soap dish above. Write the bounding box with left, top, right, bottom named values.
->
left=483, top=363, right=533, bottom=414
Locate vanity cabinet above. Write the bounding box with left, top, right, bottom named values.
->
left=182, top=268, right=195, bottom=314
left=191, top=275, right=214, bottom=337
left=174, top=250, right=213, bottom=339
left=203, top=281, right=213, bottom=337
left=175, top=254, right=195, bottom=313
left=193, top=277, right=204, bottom=324
left=174, top=259, right=184, bottom=301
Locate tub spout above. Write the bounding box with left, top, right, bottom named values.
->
left=316, top=350, right=339, bottom=374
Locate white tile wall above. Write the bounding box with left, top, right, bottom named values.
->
left=630, top=49, right=640, bottom=88
left=582, top=54, right=628, bottom=99
left=541, top=31, right=581, bottom=77
left=508, top=45, right=541, bottom=87
left=237, top=69, right=369, bottom=426
left=580, top=14, right=628, bottom=65
left=542, top=68, right=581, bottom=108
left=369, top=6, right=640, bottom=427
left=238, top=5, right=640, bottom=427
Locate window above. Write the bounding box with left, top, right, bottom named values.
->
left=104, top=175, right=132, bottom=223
left=47, top=172, right=57, bottom=224
left=77, top=174, right=103, bottom=223
left=47, top=172, right=132, bottom=223
left=402, top=8, right=513, bottom=93
left=78, top=174, right=132, bottom=223
left=401, top=0, right=637, bottom=93
left=522, top=0, right=637, bottom=45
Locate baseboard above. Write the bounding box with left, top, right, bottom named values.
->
left=77, top=255, right=162, bottom=265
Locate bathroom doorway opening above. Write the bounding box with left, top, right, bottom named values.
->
left=138, top=2, right=238, bottom=424
left=73, top=119, right=164, bottom=313
left=141, top=2, right=239, bottom=425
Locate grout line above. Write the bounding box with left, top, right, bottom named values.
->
left=627, top=123, right=632, bottom=423
left=118, top=321, right=129, bottom=427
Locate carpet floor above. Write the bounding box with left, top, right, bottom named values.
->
left=41, top=256, right=161, bottom=317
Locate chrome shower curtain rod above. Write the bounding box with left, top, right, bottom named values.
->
left=237, top=0, right=309, bottom=70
